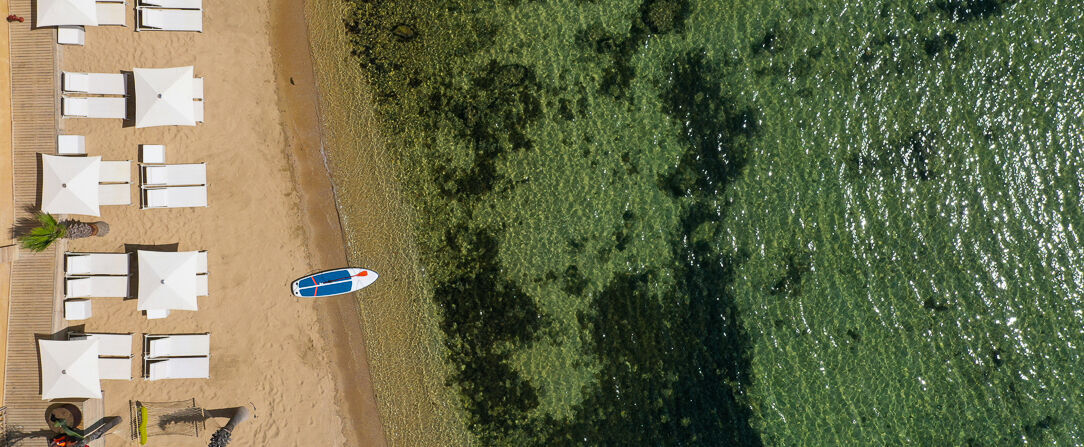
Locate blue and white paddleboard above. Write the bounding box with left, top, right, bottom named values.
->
left=292, top=268, right=378, bottom=297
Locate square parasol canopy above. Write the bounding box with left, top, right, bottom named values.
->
left=39, top=339, right=102, bottom=400
left=41, top=154, right=101, bottom=216
left=137, top=250, right=199, bottom=312
left=134, top=66, right=197, bottom=128
left=37, top=0, right=98, bottom=27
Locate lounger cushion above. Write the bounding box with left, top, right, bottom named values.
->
left=66, top=253, right=129, bottom=276
left=142, top=163, right=207, bottom=186
left=143, top=186, right=208, bottom=208
left=96, top=3, right=126, bottom=26
left=99, top=183, right=132, bottom=206
left=147, top=357, right=210, bottom=380
left=66, top=276, right=129, bottom=298
left=100, top=160, right=132, bottom=184
left=99, top=357, right=133, bottom=380
left=146, top=334, right=210, bottom=358
left=63, top=72, right=89, bottom=93
left=64, top=97, right=128, bottom=119
left=63, top=98, right=89, bottom=117
left=72, top=333, right=133, bottom=357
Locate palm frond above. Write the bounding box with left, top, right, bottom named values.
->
left=18, top=212, right=65, bottom=252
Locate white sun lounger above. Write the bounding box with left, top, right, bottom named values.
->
left=96, top=2, right=127, bottom=26
left=196, top=273, right=208, bottom=296
left=138, top=8, right=202, bottom=32
left=99, top=183, right=132, bottom=206
left=100, top=160, right=132, bottom=184
left=139, top=0, right=201, bottom=9
left=100, top=357, right=133, bottom=380
left=58, top=26, right=85, bottom=45
left=63, top=72, right=128, bottom=95
left=66, top=276, right=129, bottom=298
left=63, top=97, right=128, bottom=119
left=193, top=78, right=203, bottom=100
left=194, top=100, right=204, bottom=122
left=145, top=333, right=210, bottom=358
left=141, top=163, right=207, bottom=187
left=69, top=332, right=134, bottom=357
left=141, top=185, right=208, bottom=209
left=57, top=135, right=86, bottom=155
left=65, top=252, right=130, bottom=276
left=146, top=357, right=209, bottom=380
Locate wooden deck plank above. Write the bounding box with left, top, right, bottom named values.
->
left=2, top=0, right=60, bottom=444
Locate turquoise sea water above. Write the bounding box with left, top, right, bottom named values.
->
left=342, top=0, right=1084, bottom=444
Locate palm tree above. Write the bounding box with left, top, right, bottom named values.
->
left=18, top=213, right=109, bottom=252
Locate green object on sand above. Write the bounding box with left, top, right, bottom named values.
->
left=139, top=406, right=149, bottom=445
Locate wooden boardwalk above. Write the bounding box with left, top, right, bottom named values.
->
left=3, top=0, right=60, bottom=444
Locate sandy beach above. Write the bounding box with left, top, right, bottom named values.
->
left=55, top=0, right=387, bottom=445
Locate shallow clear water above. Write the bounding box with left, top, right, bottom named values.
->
left=335, top=0, right=1084, bottom=444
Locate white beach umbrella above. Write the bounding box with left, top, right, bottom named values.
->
left=39, top=339, right=102, bottom=400
left=36, top=0, right=98, bottom=27
left=41, top=154, right=101, bottom=216
left=137, top=250, right=199, bottom=312
left=133, top=66, right=196, bottom=128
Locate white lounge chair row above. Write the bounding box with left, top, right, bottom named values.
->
left=55, top=2, right=128, bottom=45
left=99, top=183, right=132, bottom=206
left=65, top=272, right=208, bottom=297
left=145, top=333, right=209, bottom=358
left=61, top=333, right=212, bottom=380
left=66, top=251, right=208, bottom=276
left=100, top=160, right=132, bottom=183
left=144, top=334, right=210, bottom=380
left=146, top=357, right=209, bottom=380
left=97, top=160, right=134, bottom=206
left=62, top=96, right=204, bottom=121
left=68, top=332, right=133, bottom=380
left=63, top=72, right=203, bottom=99
left=64, top=251, right=209, bottom=298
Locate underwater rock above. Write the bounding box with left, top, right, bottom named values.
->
left=639, top=0, right=690, bottom=34
left=391, top=23, right=417, bottom=42
left=934, top=0, right=1009, bottom=23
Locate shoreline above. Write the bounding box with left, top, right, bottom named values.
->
left=301, top=0, right=474, bottom=444
left=268, top=0, right=388, bottom=445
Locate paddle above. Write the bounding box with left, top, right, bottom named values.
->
left=307, top=270, right=369, bottom=287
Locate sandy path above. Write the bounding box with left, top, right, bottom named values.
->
left=61, top=1, right=386, bottom=445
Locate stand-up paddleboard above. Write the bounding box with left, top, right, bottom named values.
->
left=292, top=268, right=378, bottom=297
